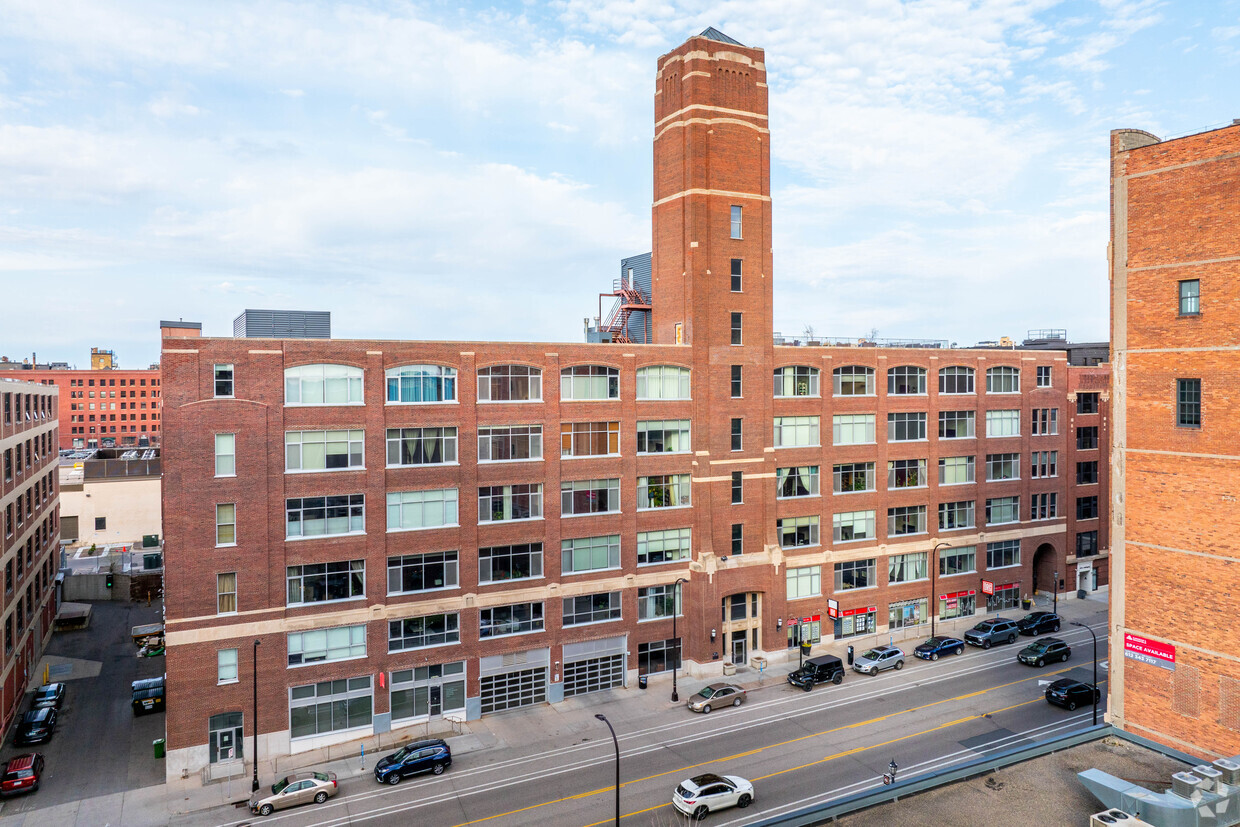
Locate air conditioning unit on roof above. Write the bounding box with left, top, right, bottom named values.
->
left=1090, top=809, right=1154, bottom=827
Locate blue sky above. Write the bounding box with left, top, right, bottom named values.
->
left=2, top=0, right=1238, bottom=368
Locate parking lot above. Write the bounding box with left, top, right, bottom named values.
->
left=0, top=599, right=166, bottom=817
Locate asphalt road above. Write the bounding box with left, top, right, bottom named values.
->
left=191, top=611, right=1109, bottom=827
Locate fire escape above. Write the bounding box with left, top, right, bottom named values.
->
left=596, top=277, right=651, bottom=343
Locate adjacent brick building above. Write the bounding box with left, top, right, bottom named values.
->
left=161, top=29, right=1110, bottom=783
left=1109, top=121, right=1240, bottom=757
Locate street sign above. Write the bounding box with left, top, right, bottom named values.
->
left=981, top=579, right=995, bottom=596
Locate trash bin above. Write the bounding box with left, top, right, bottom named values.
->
left=1077, top=589, right=1087, bottom=600
left=847, top=645, right=854, bottom=666
left=153, top=738, right=166, bottom=759
left=638, top=675, right=648, bottom=690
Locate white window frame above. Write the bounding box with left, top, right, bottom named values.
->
left=217, top=648, right=238, bottom=685
left=385, top=365, right=458, bottom=404
left=214, top=433, right=235, bottom=477
left=216, top=503, right=236, bottom=547
left=285, top=364, right=364, bottom=406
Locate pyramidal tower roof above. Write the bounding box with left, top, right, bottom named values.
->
left=697, top=27, right=744, bottom=47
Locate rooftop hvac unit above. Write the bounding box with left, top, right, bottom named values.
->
left=1214, top=757, right=1240, bottom=785
left=1090, top=810, right=1153, bottom=827
left=1192, top=763, right=1223, bottom=793
left=1170, top=771, right=1202, bottom=799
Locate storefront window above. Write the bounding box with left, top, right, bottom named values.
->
left=833, top=610, right=876, bottom=639
left=986, top=584, right=1020, bottom=611
left=939, top=592, right=976, bottom=620
left=888, top=599, right=928, bottom=630
left=785, top=617, right=822, bottom=648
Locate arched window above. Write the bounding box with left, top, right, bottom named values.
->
left=887, top=366, right=926, bottom=395
left=986, top=366, right=1020, bottom=394
left=774, top=366, right=819, bottom=397
left=285, top=364, right=363, bottom=405
left=939, top=366, right=975, bottom=394
left=478, top=365, right=542, bottom=402
left=636, top=366, right=691, bottom=400
left=560, top=366, right=619, bottom=400
left=386, top=365, right=457, bottom=403
left=832, top=366, right=874, bottom=396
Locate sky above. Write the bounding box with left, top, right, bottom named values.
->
left=2, top=0, right=1238, bottom=369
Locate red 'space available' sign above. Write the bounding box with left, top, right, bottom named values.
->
left=1123, top=633, right=1177, bottom=671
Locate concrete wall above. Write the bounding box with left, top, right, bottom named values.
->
left=63, top=573, right=132, bottom=601
left=59, top=475, right=161, bottom=546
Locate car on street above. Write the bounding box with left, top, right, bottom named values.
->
left=0, top=754, right=43, bottom=796
left=964, top=617, right=1020, bottom=649
left=31, top=684, right=65, bottom=710
left=687, top=683, right=746, bottom=713
left=13, top=708, right=57, bottom=746
left=1045, top=678, right=1100, bottom=710
left=787, top=654, right=845, bottom=691
left=913, top=637, right=965, bottom=661
left=249, top=771, right=338, bottom=816
left=1017, top=611, right=1062, bottom=636
left=1018, top=637, right=1071, bottom=667
left=852, top=645, right=905, bottom=675
left=374, top=738, right=452, bottom=785
left=672, top=773, right=755, bottom=820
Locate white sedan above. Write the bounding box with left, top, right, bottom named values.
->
left=672, top=773, right=755, bottom=820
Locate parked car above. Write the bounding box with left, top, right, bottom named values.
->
left=964, top=617, right=1020, bottom=649
left=786, top=654, right=845, bottom=691
left=1017, top=611, right=1062, bottom=636
left=687, top=683, right=746, bottom=714
left=913, top=637, right=965, bottom=661
left=374, top=739, right=452, bottom=785
left=1046, top=678, right=1100, bottom=710
left=31, top=684, right=65, bottom=710
left=672, top=773, right=754, bottom=820
left=1018, top=637, right=1071, bottom=667
left=131, top=676, right=166, bottom=715
left=249, top=771, right=338, bottom=816
left=0, top=754, right=43, bottom=796
left=852, top=646, right=905, bottom=675
left=13, top=708, right=57, bottom=746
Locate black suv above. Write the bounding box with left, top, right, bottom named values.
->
left=374, top=739, right=452, bottom=785
left=1018, top=637, right=1071, bottom=667
left=787, top=655, right=845, bottom=691
left=963, top=618, right=1020, bottom=649
left=14, top=708, right=57, bottom=746
left=1017, top=611, right=1061, bottom=636
left=1045, top=679, right=1100, bottom=710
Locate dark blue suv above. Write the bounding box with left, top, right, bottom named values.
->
left=374, top=739, right=452, bottom=785
left=1017, top=612, right=1061, bottom=636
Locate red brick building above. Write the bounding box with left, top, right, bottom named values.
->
left=1109, top=121, right=1240, bottom=757
left=161, top=29, right=1109, bottom=783
left=0, top=379, right=60, bottom=736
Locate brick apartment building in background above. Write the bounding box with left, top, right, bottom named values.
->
left=1109, top=121, right=1240, bottom=757
left=0, top=379, right=60, bottom=736
left=160, top=29, right=1111, bottom=782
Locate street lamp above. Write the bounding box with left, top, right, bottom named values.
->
left=670, top=577, right=688, bottom=702
left=595, top=714, right=620, bottom=826
left=1053, top=570, right=1059, bottom=615
left=931, top=543, right=951, bottom=639
left=1071, top=621, right=1099, bottom=726
left=252, top=639, right=261, bottom=793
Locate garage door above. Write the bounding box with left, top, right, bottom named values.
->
left=564, top=654, right=624, bottom=697
left=480, top=667, right=547, bottom=714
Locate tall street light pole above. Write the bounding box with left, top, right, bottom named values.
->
left=1071, top=621, right=1099, bottom=726
left=1053, top=569, right=1059, bottom=615
left=671, top=577, right=688, bottom=702
left=931, top=543, right=951, bottom=639
left=595, top=714, right=620, bottom=827
left=251, top=639, right=262, bottom=792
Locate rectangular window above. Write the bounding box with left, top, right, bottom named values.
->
left=833, top=366, right=875, bottom=396
left=834, top=558, right=876, bottom=591
left=939, top=455, right=975, bottom=485
left=1177, top=378, right=1201, bottom=428
left=889, top=552, right=928, bottom=583
left=786, top=566, right=821, bottom=600
left=217, top=573, right=237, bottom=614
left=289, top=677, right=372, bottom=739
left=636, top=366, right=691, bottom=400
left=560, top=366, right=619, bottom=400
left=480, top=543, right=543, bottom=583
left=1076, top=531, right=1098, bottom=556
left=833, top=510, right=875, bottom=542
left=986, top=539, right=1020, bottom=569
left=986, top=367, right=1020, bottom=393
left=288, top=625, right=366, bottom=666
left=1031, top=408, right=1058, bottom=435
left=1036, top=366, right=1052, bottom=387
left=731, top=258, right=742, bottom=292
left=478, top=425, right=543, bottom=462
left=563, top=593, right=622, bottom=626
left=287, top=561, right=365, bottom=604
left=389, top=613, right=460, bottom=650
left=479, top=603, right=545, bottom=637
left=887, top=412, right=927, bottom=441
left=637, top=585, right=681, bottom=620
left=938, top=411, right=975, bottom=439
left=774, top=415, right=820, bottom=447
left=887, top=458, right=927, bottom=489
left=387, top=551, right=458, bottom=594
left=636, top=420, right=691, bottom=454
left=215, top=504, right=236, bottom=546
left=777, top=466, right=819, bottom=498
left=887, top=505, right=926, bottom=536
left=477, top=365, right=542, bottom=402
left=833, top=462, right=875, bottom=493
left=1077, top=426, right=1099, bottom=449
left=939, top=546, right=977, bottom=575
left=730, top=312, right=743, bottom=345
left=731, top=471, right=743, bottom=504
left=386, top=427, right=458, bottom=466
left=561, top=535, right=621, bottom=573
left=478, top=484, right=543, bottom=522
left=560, top=421, right=620, bottom=457
left=1179, top=279, right=1200, bottom=315
left=777, top=515, right=820, bottom=548
left=285, top=430, right=365, bottom=471
left=214, top=364, right=234, bottom=398
left=832, top=414, right=874, bottom=445
left=1077, top=393, right=1099, bottom=414
left=731, top=418, right=742, bottom=451
left=938, top=500, right=975, bottom=530
left=386, top=488, right=459, bottom=531
left=286, top=495, right=365, bottom=538
left=637, top=639, right=681, bottom=675
left=1076, top=461, right=1098, bottom=484
left=985, top=496, right=1020, bottom=525
left=731, top=523, right=743, bottom=555
left=218, top=649, right=238, bottom=684
left=985, top=410, right=1020, bottom=438
left=561, top=478, right=620, bottom=516
left=730, top=205, right=742, bottom=239
left=1030, top=492, right=1058, bottom=520
left=1077, top=496, right=1099, bottom=520
left=985, top=453, right=1020, bottom=481
left=637, top=528, right=691, bottom=565
left=215, top=434, right=235, bottom=477
left=731, top=365, right=742, bottom=398
left=888, top=366, right=926, bottom=395
left=939, top=366, right=975, bottom=394
left=637, top=475, right=691, bottom=509
left=774, top=366, right=820, bottom=397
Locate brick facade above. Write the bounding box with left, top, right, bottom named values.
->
left=16, top=365, right=162, bottom=451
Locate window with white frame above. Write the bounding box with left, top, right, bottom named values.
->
left=386, top=488, right=459, bottom=531
left=939, top=366, right=975, bottom=394
left=478, top=425, right=542, bottom=462
left=214, top=364, right=234, bottom=398
left=889, top=552, right=928, bottom=583
left=777, top=515, right=819, bottom=548
left=774, top=366, right=820, bottom=397
left=835, top=558, right=876, bottom=590
left=985, top=496, right=1020, bottom=525
left=477, top=365, right=542, bottom=402
left=217, top=573, right=237, bottom=614
left=985, top=453, right=1020, bottom=481
left=478, top=484, right=542, bottom=522
left=386, top=365, right=457, bottom=403
left=939, top=545, right=977, bottom=575
left=730, top=312, right=743, bottom=345
left=563, top=593, right=622, bottom=626
left=888, top=412, right=926, bottom=441
left=777, top=466, right=819, bottom=498
left=479, top=603, right=544, bottom=637
left=986, top=366, right=1020, bottom=393
left=775, top=416, right=820, bottom=447
left=560, top=421, right=619, bottom=457
left=786, top=566, right=821, bottom=599
left=833, top=365, right=875, bottom=396
left=637, top=528, right=691, bottom=565
left=288, top=625, right=366, bottom=666
left=387, top=551, right=458, bottom=594
left=986, top=539, right=1020, bottom=568
left=289, top=677, right=371, bottom=739
left=938, top=411, right=974, bottom=439
left=561, top=478, right=620, bottom=516
left=386, top=427, right=458, bottom=466
left=888, top=366, right=926, bottom=395
left=985, top=410, right=1020, bottom=438
left=635, top=366, right=691, bottom=400
left=286, top=495, right=365, bottom=538
left=939, top=455, right=975, bottom=485
left=479, top=543, right=543, bottom=583
left=888, top=458, right=926, bottom=489
left=637, top=474, right=691, bottom=509
left=730, top=205, right=742, bottom=239
left=1036, top=365, right=1052, bottom=387
left=1030, top=492, right=1058, bottom=520
left=285, top=430, right=364, bottom=471
left=887, top=505, right=926, bottom=536
left=833, top=414, right=875, bottom=445
left=561, top=535, right=621, bottom=573
left=637, top=584, right=681, bottom=620
left=215, top=433, right=235, bottom=477
left=833, top=510, right=875, bottom=542
left=216, top=504, right=236, bottom=546
left=833, top=462, right=875, bottom=493
left=286, top=364, right=364, bottom=405
left=218, top=649, right=238, bottom=684
left=389, top=613, right=460, bottom=650
left=1031, top=408, right=1058, bottom=435
left=731, top=258, right=742, bottom=292
left=938, top=500, right=975, bottom=530
left=560, top=366, right=619, bottom=400
left=636, top=420, right=690, bottom=454
left=287, top=560, right=365, bottom=604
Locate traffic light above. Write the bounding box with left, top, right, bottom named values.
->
left=105, top=574, right=114, bottom=589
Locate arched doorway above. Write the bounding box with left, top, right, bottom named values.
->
left=1032, top=543, right=1058, bottom=599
